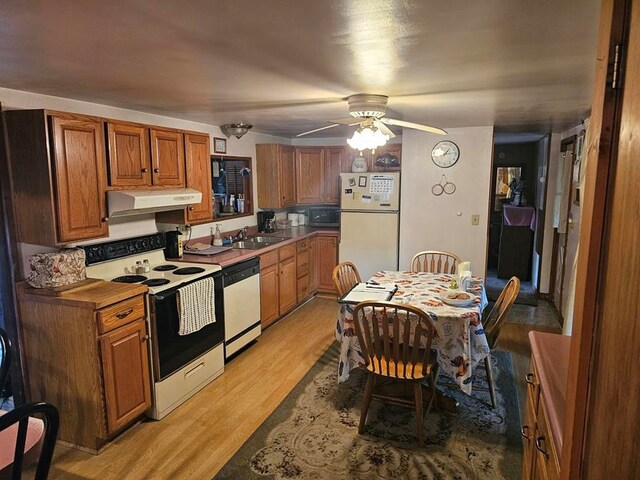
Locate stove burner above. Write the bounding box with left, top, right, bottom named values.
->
left=142, top=278, right=171, bottom=287
left=112, top=275, right=147, bottom=283
left=173, top=267, right=205, bottom=275
left=153, top=264, right=178, bottom=271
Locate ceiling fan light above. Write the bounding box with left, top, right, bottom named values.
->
left=221, top=123, right=253, bottom=139
left=347, top=126, right=389, bottom=151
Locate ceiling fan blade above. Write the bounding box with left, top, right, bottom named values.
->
left=296, top=124, right=342, bottom=137
left=373, top=120, right=396, bottom=139
left=329, top=117, right=363, bottom=125
left=382, top=118, right=447, bottom=135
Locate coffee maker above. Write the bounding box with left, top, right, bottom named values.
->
left=257, top=210, right=276, bottom=233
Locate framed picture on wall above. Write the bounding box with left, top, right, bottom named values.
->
left=214, top=137, right=227, bottom=154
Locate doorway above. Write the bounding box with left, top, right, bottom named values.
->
left=486, top=139, right=545, bottom=305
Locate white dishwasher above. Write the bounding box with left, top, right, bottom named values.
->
left=222, top=257, right=261, bottom=359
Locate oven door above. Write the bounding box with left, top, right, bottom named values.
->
left=149, top=272, right=224, bottom=381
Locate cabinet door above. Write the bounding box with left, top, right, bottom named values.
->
left=50, top=115, right=108, bottom=243
left=279, top=145, right=296, bottom=207
left=324, top=147, right=344, bottom=204
left=295, top=147, right=324, bottom=204
left=184, top=133, right=213, bottom=224
left=309, top=237, right=319, bottom=293
left=100, top=318, right=151, bottom=434
left=317, top=235, right=338, bottom=292
left=278, top=256, right=297, bottom=315
left=522, top=387, right=537, bottom=480
left=260, top=263, right=279, bottom=328
left=150, top=128, right=185, bottom=186
left=106, top=122, right=151, bottom=187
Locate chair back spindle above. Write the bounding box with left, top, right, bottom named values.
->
left=410, top=251, right=461, bottom=274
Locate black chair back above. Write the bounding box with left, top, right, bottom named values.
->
left=0, top=402, right=59, bottom=480
left=0, top=327, right=10, bottom=394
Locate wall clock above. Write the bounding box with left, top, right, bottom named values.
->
left=431, top=141, right=460, bottom=168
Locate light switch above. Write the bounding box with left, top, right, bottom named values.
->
left=471, top=214, right=480, bottom=226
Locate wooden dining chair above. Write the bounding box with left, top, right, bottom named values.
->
left=353, top=301, right=438, bottom=447
left=0, top=328, right=10, bottom=395
left=410, top=251, right=461, bottom=274
left=332, top=261, right=362, bottom=297
left=480, top=276, right=520, bottom=408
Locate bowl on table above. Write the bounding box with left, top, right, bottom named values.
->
left=440, top=290, right=475, bottom=307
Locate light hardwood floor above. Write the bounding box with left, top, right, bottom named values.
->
left=46, top=297, right=560, bottom=479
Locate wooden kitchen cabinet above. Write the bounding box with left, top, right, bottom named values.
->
left=256, top=144, right=296, bottom=208
left=184, top=133, right=213, bottom=223
left=16, top=282, right=151, bottom=452
left=106, top=121, right=152, bottom=187
left=3, top=110, right=109, bottom=245
left=150, top=127, right=186, bottom=187
left=295, top=146, right=342, bottom=205
left=296, top=147, right=325, bottom=204
left=522, top=333, right=567, bottom=480
left=279, top=251, right=298, bottom=316
left=317, top=233, right=339, bottom=293
left=309, top=236, right=320, bottom=293
left=296, top=239, right=311, bottom=302
left=259, top=251, right=280, bottom=328
left=100, top=317, right=152, bottom=433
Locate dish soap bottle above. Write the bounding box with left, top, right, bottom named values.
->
left=212, top=224, right=223, bottom=246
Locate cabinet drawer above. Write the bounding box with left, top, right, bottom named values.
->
left=279, top=243, right=296, bottom=260
left=526, top=358, right=540, bottom=412
left=98, top=296, right=145, bottom=334
left=296, top=239, right=309, bottom=253
left=297, top=250, right=310, bottom=278
left=297, top=274, right=310, bottom=303
left=535, top=400, right=560, bottom=480
left=260, top=250, right=279, bottom=269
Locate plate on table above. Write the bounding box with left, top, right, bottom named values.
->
left=440, top=290, right=475, bottom=307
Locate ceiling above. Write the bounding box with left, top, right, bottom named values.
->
left=0, top=0, right=601, bottom=138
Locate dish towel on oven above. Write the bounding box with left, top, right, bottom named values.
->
left=176, top=277, right=216, bottom=335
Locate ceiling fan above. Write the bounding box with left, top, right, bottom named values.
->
left=296, top=94, right=447, bottom=149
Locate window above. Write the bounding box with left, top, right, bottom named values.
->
left=211, top=155, right=253, bottom=220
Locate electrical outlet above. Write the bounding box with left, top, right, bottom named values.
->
left=471, top=214, right=480, bottom=226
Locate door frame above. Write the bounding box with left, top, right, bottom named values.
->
left=549, top=135, right=577, bottom=318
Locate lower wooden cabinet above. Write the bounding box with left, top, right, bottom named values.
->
left=279, top=255, right=297, bottom=315
left=17, top=283, right=152, bottom=452
left=317, top=234, right=339, bottom=293
left=259, top=251, right=280, bottom=328
left=100, top=318, right=152, bottom=433
left=309, top=237, right=319, bottom=293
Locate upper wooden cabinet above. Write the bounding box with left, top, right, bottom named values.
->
left=296, top=147, right=325, bottom=204
left=4, top=110, right=109, bottom=245
left=184, top=133, right=213, bottom=224
left=295, top=146, right=344, bottom=205
left=107, top=123, right=186, bottom=188
left=150, top=128, right=186, bottom=187
left=106, top=122, right=151, bottom=187
left=256, top=144, right=296, bottom=209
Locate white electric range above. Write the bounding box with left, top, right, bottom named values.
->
left=82, top=233, right=225, bottom=420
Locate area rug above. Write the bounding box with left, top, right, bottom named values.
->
left=215, top=342, right=522, bottom=479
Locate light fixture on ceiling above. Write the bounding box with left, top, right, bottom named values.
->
left=221, top=123, right=253, bottom=139
left=347, top=123, right=389, bottom=152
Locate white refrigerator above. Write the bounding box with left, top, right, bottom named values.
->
left=339, top=172, right=400, bottom=281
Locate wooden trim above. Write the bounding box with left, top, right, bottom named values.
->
left=561, top=0, right=630, bottom=477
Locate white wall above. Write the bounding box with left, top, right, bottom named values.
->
left=399, top=126, right=494, bottom=275
left=0, top=87, right=289, bottom=277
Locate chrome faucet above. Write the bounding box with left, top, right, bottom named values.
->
left=233, top=226, right=249, bottom=241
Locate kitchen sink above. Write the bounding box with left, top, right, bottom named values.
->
left=231, top=237, right=288, bottom=249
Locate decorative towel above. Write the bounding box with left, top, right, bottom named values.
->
left=176, top=277, right=216, bottom=336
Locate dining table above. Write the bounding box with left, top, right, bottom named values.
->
left=335, top=270, right=490, bottom=396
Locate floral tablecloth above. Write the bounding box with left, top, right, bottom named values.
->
left=335, top=271, right=490, bottom=395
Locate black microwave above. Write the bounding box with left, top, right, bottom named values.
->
left=308, top=207, right=340, bottom=227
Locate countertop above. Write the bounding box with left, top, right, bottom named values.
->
left=180, top=226, right=339, bottom=267
left=529, top=331, right=571, bottom=459
left=16, top=280, right=148, bottom=309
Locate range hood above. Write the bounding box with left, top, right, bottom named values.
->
left=107, top=188, right=202, bottom=217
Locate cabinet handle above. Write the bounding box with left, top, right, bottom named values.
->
left=154, top=168, right=160, bottom=173
left=142, top=334, right=150, bottom=341
left=520, top=425, right=531, bottom=440
left=115, top=308, right=134, bottom=319
left=188, top=206, right=194, bottom=211
left=102, top=217, right=109, bottom=223
left=141, top=168, right=148, bottom=173
left=535, top=436, right=549, bottom=458
left=525, top=373, right=535, bottom=385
